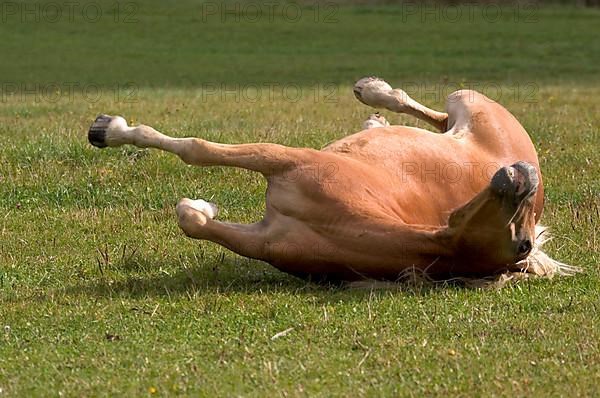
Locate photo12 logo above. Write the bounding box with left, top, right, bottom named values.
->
left=399, top=161, right=502, bottom=184
left=0, top=2, right=138, bottom=23
left=200, top=2, right=339, bottom=23
left=1, top=82, right=138, bottom=104
left=400, top=2, right=539, bottom=23
left=199, top=83, right=338, bottom=104
left=394, top=81, right=539, bottom=104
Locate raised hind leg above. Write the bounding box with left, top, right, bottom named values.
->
left=86, top=115, right=302, bottom=259
left=87, top=115, right=308, bottom=175
left=353, top=77, right=448, bottom=132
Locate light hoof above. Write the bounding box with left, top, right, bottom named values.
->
left=353, top=77, right=393, bottom=105
left=176, top=198, right=219, bottom=234
left=177, top=198, right=219, bottom=219
left=87, top=114, right=129, bottom=148
left=362, top=112, right=390, bottom=129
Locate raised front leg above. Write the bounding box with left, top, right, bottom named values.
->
left=353, top=77, right=448, bottom=132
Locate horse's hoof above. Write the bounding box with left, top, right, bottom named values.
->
left=176, top=198, right=219, bottom=220
left=176, top=198, right=219, bottom=238
left=88, top=115, right=113, bottom=148
left=353, top=76, right=392, bottom=105
left=362, top=112, right=390, bottom=129
left=491, top=161, right=539, bottom=202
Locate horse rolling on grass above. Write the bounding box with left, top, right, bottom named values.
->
left=87, top=77, right=580, bottom=285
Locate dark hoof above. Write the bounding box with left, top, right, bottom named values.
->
left=491, top=161, right=539, bottom=202
left=88, top=115, right=112, bottom=148
left=353, top=87, right=364, bottom=102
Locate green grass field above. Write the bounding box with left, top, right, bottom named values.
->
left=0, top=1, right=599, bottom=396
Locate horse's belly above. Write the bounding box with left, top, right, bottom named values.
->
left=323, top=127, right=490, bottom=224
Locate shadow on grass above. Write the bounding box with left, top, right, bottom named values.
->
left=57, top=255, right=453, bottom=301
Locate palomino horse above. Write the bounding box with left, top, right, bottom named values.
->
left=88, top=77, right=576, bottom=282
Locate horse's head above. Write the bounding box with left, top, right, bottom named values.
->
left=447, top=161, right=539, bottom=274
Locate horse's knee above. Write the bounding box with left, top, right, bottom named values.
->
left=176, top=138, right=208, bottom=165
